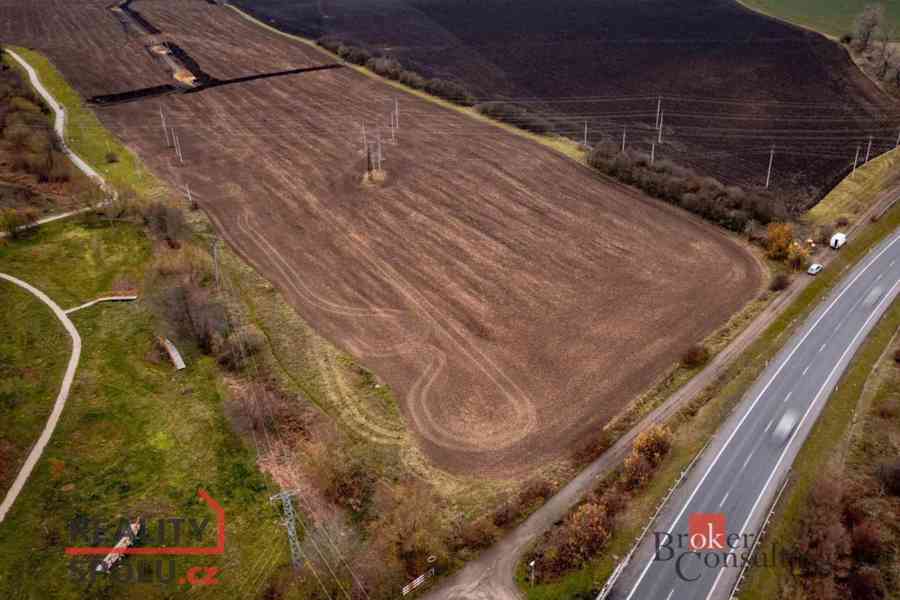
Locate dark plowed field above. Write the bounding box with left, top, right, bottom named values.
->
left=4, top=0, right=762, bottom=475
left=235, top=0, right=900, bottom=204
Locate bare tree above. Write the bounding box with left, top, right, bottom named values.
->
left=876, top=25, right=895, bottom=78
left=855, top=4, right=886, bottom=51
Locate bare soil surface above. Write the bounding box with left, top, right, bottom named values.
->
left=4, top=0, right=762, bottom=475
left=235, top=0, right=900, bottom=204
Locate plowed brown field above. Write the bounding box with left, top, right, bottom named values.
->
left=3, top=0, right=762, bottom=475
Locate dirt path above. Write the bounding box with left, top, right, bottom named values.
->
left=0, top=274, right=81, bottom=524
left=6, top=49, right=107, bottom=190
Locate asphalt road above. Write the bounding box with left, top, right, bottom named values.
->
left=612, top=230, right=900, bottom=600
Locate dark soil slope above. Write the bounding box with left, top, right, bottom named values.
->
left=235, top=0, right=899, bottom=204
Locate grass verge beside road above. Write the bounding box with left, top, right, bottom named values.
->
left=808, top=147, right=900, bottom=228
left=519, top=203, right=900, bottom=599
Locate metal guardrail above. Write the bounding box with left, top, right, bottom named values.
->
left=596, top=439, right=711, bottom=600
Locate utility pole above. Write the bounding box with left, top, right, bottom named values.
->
left=650, top=142, right=655, bottom=166
left=853, top=144, right=861, bottom=177
left=160, top=106, right=170, bottom=147
left=211, top=238, right=220, bottom=290
left=171, top=128, right=183, bottom=164
left=583, top=121, right=588, bottom=147
left=270, top=491, right=304, bottom=570
left=390, top=113, right=396, bottom=144
left=622, top=126, right=627, bottom=153
left=395, top=98, right=400, bottom=130
left=655, top=96, right=661, bottom=129
left=362, top=123, right=368, bottom=155
left=765, top=146, right=775, bottom=189
left=658, top=111, right=664, bottom=144
left=865, top=135, right=873, bottom=163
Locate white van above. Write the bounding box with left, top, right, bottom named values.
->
left=830, top=232, right=847, bottom=249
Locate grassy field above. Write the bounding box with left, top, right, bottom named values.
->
left=807, top=147, right=900, bottom=227
left=739, top=300, right=900, bottom=599
left=519, top=202, right=900, bottom=599
left=738, top=0, right=900, bottom=38
left=0, top=281, right=68, bottom=494
left=5, top=47, right=164, bottom=198
left=0, top=220, right=286, bottom=599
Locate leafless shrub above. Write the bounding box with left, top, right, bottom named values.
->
left=848, top=565, right=886, bottom=600
left=142, top=201, right=187, bottom=247
left=0, top=207, right=39, bottom=238
left=217, top=324, right=265, bottom=371
left=877, top=459, right=900, bottom=495
left=851, top=521, right=883, bottom=563
left=770, top=272, right=791, bottom=292
left=681, top=344, right=710, bottom=368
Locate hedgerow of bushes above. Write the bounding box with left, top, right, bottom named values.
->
left=588, top=143, right=786, bottom=233
left=317, top=37, right=476, bottom=106
left=526, top=425, right=673, bottom=582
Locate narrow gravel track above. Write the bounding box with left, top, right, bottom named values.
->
left=0, top=49, right=106, bottom=523
left=0, top=274, right=81, bottom=523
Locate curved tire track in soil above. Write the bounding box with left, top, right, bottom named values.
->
left=236, top=208, right=539, bottom=453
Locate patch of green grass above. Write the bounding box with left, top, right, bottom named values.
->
left=6, top=47, right=164, bottom=198
left=0, top=282, right=68, bottom=493
left=0, top=221, right=150, bottom=307
left=737, top=0, right=900, bottom=39
left=519, top=203, right=900, bottom=599
left=739, top=299, right=900, bottom=600
left=0, top=222, right=285, bottom=600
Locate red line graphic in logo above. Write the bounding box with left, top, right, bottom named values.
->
left=65, top=489, right=225, bottom=556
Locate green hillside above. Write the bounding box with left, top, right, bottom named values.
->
left=738, top=0, right=900, bottom=38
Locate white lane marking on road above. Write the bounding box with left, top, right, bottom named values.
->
left=764, top=418, right=774, bottom=433
left=740, top=451, right=755, bottom=472
left=621, top=233, right=900, bottom=600
left=783, top=391, right=793, bottom=403
left=802, top=364, right=811, bottom=375
left=704, top=277, right=900, bottom=600
left=877, top=273, right=883, bottom=281
left=719, top=490, right=730, bottom=508
left=665, top=589, right=675, bottom=600
left=819, top=343, right=827, bottom=353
